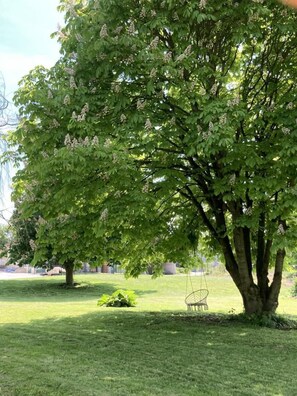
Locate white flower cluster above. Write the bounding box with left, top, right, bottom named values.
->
left=70, top=76, right=77, bottom=89
left=38, top=216, right=46, bottom=225
left=151, top=10, right=156, bottom=17
left=114, top=190, right=122, bottom=198
left=199, top=0, right=207, bottom=9
left=245, top=207, right=253, bottom=216
left=52, top=119, right=60, bottom=128
left=64, top=134, right=99, bottom=149
left=149, top=36, right=159, bottom=50
left=173, top=12, right=179, bottom=21
left=72, top=103, right=89, bottom=122
left=140, top=7, right=146, bottom=19
left=210, top=83, right=217, bottom=96
left=176, top=45, right=192, bottom=62
left=29, top=239, right=36, bottom=251
left=137, top=99, right=146, bottom=111
left=145, top=118, right=152, bottom=130
left=104, top=138, right=112, bottom=147
left=120, top=114, right=127, bottom=123
left=114, top=26, right=123, bottom=34
left=169, top=117, right=176, bottom=126
left=142, top=183, right=150, bottom=193
left=219, top=114, right=227, bottom=125
left=48, top=90, right=53, bottom=99
left=100, top=208, right=109, bottom=221
left=64, top=67, right=75, bottom=76
left=150, top=68, right=157, bottom=78
left=229, top=174, right=236, bottom=186
left=128, top=21, right=135, bottom=35
left=227, top=97, right=240, bottom=107
left=286, top=102, right=294, bottom=110
left=111, top=82, right=121, bottom=93
left=64, top=95, right=71, bottom=105
left=282, top=127, right=291, bottom=135
left=100, top=24, right=108, bottom=38
left=277, top=223, right=285, bottom=235
left=163, top=52, right=172, bottom=63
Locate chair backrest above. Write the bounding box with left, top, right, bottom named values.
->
left=185, top=289, right=209, bottom=305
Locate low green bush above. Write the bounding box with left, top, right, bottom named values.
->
left=97, top=289, right=137, bottom=307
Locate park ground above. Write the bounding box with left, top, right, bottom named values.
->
left=0, top=273, right=296, bottom=395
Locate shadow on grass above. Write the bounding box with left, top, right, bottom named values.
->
left=0, top=277, right=157, bottom=303
left=0, top=310, right=297, bottom=396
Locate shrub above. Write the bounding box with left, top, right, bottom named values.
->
left=97, top=289, right=137, bottom=307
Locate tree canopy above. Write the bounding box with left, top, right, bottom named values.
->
left=11, top=0, right=297, bottom=313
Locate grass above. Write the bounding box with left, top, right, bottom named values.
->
left=0, top=273, right=296, bottom=395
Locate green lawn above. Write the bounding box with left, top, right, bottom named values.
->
left=0, top=273, right=296, bottom=395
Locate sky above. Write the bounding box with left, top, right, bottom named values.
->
left=0, top=0, right=64, bottom=222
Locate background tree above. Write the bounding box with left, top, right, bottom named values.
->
left=12, top=0, right=297, bottom=314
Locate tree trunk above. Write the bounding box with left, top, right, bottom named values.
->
left=64, top=260, right=74, bottom=286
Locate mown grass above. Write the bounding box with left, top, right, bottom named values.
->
left=0, top=273, right=296, bottom=395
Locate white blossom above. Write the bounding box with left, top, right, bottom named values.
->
left=64, top=95, right=71, bottom=105
left=277, top=223, right=285, bottom=235
left=199, top=0, right=207, bottom=9
left=92, top=136, right=99, bottom=146
left=29, top=239, right=36, bottom=251
left=64, top=67, right=75, bottom=76
left=245, top=207, right=253, bottom=216
left=64, top=134, right=72, bottom=146
left=100, top=208, right=108, bottom=221
left=145, top=118, right=152, bottom=130
left=52, top=119, right=60, bottom=128
left=128, top=21, right=135, bottom=35
left=151, top=10, right=157, bottom=17
left=69, top=76, right=77, bottom=89
left=81, top=103, right=89, bottom=115
left=219, top=114, right=227, bottom=125
left=229, top=174, right=236, bottom=186
left=140, top=7, right=146, bottom=18
left=163, top=52, right=172, bottom=63
left=286, top=102, right=294, bottom=110
left=282, top=127, right=290, bottom=135
left=210, top=83, right=217, bottom=96
left=114, top=26, right=123, bottom=34
left=72, top=111, right=77, bottom=121
left=137, top=99, right=146, bottom=111
left=142, top=183, right=150, bottom=193
left=149, top=36, right=159, bottom=50
left=173, top=12, right=179, bottom=21
left=48, top=90, right=53, bottom=99
left=150, top=68, right=157, bottom=78
left=100, top=24, right=108, bottom=38
left=120, top=114, right=127, bottom=123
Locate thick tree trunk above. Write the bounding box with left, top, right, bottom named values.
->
left=64, top=260, right=74, bottom=286
left=224, top=246, right=285, bottom=315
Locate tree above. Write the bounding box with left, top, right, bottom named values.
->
left=12, top=0, right=297, bottom=314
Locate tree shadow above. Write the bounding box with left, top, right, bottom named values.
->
left=0, top=277, right=157, bottom=303
left=0, top=310, right=296, bottom=396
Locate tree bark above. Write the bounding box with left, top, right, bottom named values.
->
left=64, top=260, right=74, bottom=286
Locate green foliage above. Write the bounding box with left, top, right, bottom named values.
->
left=0, top=224, right=10, bottom=254
left=5, top=203, right=38, bottom=266
left=97, top=289, right=137, bottom=307
left=10, top=0, right=297, bottom=313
